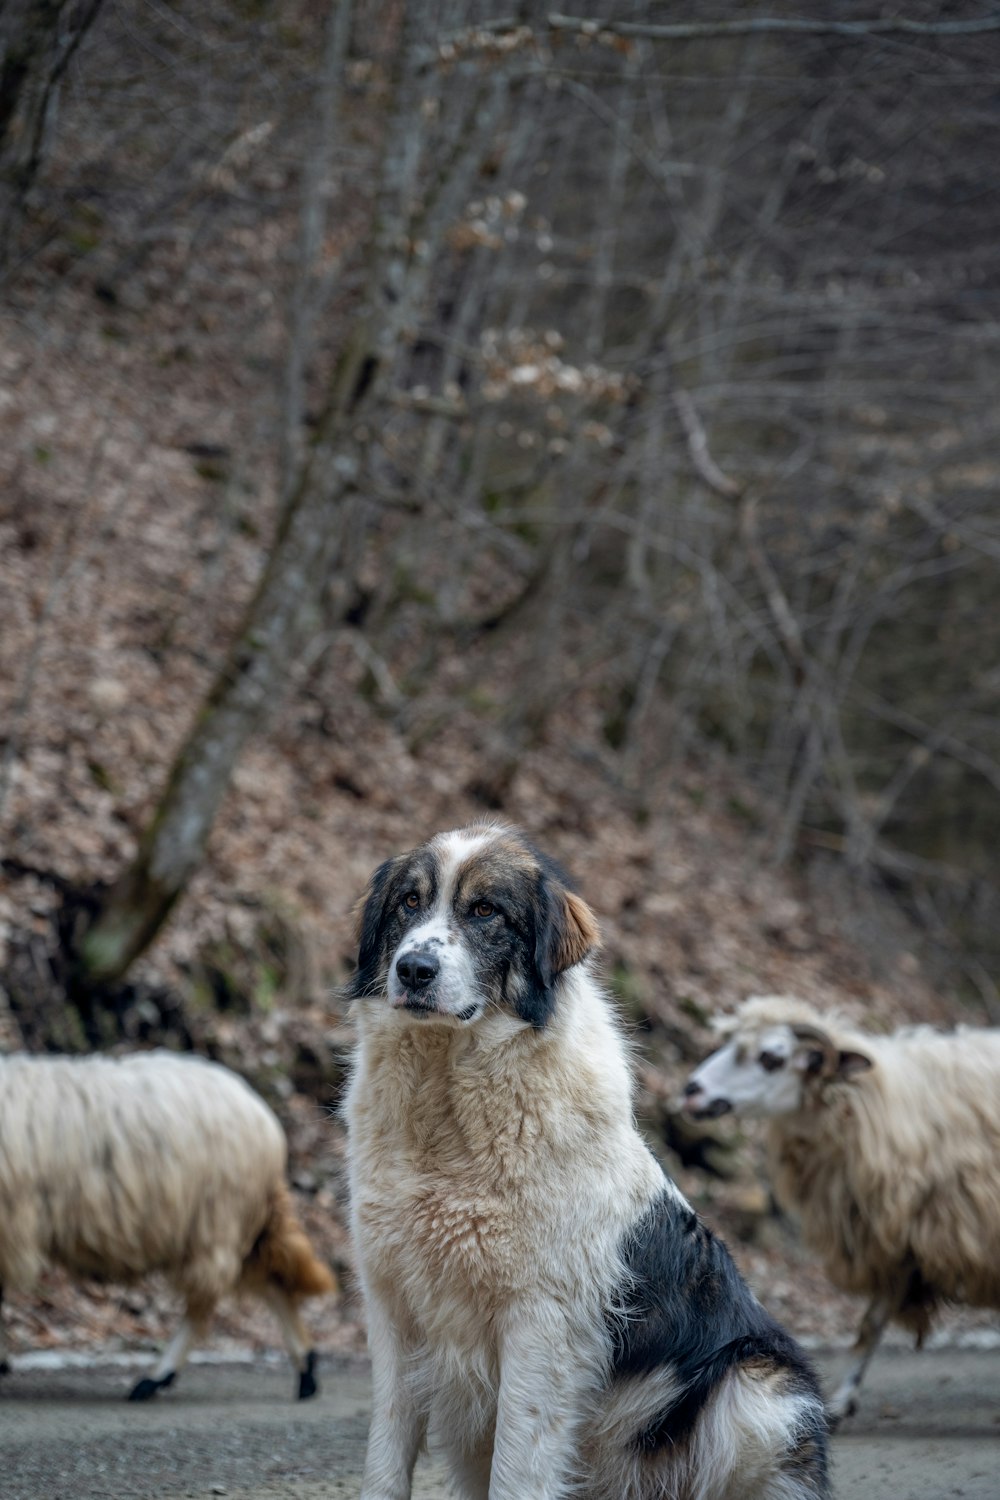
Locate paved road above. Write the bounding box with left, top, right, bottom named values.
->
left=0, top=1349, right=997, bottom=1499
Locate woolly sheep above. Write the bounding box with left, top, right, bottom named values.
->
left=0, top=1049, right=336, bottom=1400
left=682, top=995, right=1000, bottom=1421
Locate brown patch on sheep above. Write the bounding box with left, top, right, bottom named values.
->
left=243, top=1182, right=337, bottom=1298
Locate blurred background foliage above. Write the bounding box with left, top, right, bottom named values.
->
left=2, top=0, right=1000, bottom=1020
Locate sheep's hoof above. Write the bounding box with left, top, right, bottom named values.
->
left=297, top=1350, right=318, bottom=1401
left=827, top=1394, right=858, bottom=1431
left=128, top=1372, right=173, bottom=1402
left=128, top=1378, right=161, bottom=1402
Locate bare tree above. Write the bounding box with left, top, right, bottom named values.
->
left=339, top=5, right=1000, bottom=985
left=68, top=0, right=515, bottom=988
left=5, top=0, right=999, bottom=1003
left=0, top=0, right=104, bottom=269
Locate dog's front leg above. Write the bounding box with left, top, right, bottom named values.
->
left=488, top=1305, right=594, bottom=1500
left=360, top=1297, right=427, bottom=1500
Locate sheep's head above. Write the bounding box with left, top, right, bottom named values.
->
left=681, top=999, right=872, bottom=1120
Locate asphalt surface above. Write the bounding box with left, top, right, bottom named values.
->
left=0, top=1348, right=997, bottom=1499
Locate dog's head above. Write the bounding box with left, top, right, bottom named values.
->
left=348, top=822, right=599, bottom=1029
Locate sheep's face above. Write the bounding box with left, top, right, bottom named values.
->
left=682, top=1025, right=811, bottom=1119
left=682, top=1019, right=873, bottom=1120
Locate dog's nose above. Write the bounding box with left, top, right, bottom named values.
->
left=396, top=949, right=439, bottom=991
left=683, top=1079, right=702, bottom=1097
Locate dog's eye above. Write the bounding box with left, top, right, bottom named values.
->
left=472, top=900, right=495, bottom=919
left=403, top=892, right=420, bottom=911
left=759, top=1049, right=786, bottom=1072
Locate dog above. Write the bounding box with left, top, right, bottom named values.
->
left=345, top=822, right=829, bottom=1499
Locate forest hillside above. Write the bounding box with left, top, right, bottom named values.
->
left=1, top=0, right=998, bottom=1359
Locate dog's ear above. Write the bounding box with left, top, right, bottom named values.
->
left=543, top=886, right=600, bottom=978
left=523, top=869, right=600, bottom=1027
left=349, top=857, right=400, bottom=998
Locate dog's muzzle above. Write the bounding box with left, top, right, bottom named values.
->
left=393, top=946, right=441, bottom=1012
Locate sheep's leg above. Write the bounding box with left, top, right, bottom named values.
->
left=262, top=1285, right=320, bottom=1400
left=128, top=1300, right=213, bottom=1402
left=828, top=1295, right=891, bottom=1425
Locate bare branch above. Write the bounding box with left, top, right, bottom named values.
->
left=674, top=389, right=742, bottom=498
left=279, top=0, right=354, bottom=502
left=738, top=494, right=803, bottom=666
left=546, top=11, right=1000, bottom=42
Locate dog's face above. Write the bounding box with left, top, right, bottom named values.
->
left=349, top=823, right=599, bottom=1029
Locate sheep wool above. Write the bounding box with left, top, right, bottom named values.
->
left=0, top=1049, right=335, bottom=1400
left=737, top=996, right=1000, bottom=1326
left=685, top=994, right=1000, bottom=1420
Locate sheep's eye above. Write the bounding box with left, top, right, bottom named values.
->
left=759, top=1049, right=786, bottom=1072
left=473, top=900, right=495, bottom=919
left=403, top=892, right=420, bottom=911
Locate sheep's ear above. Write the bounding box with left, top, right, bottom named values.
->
left=791, top=1023, right=837, bottom=1077
left=837, top=1048, right=873, bottom=1078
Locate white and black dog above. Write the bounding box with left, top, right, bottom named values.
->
left=345, top=822, right=829, bottom=1500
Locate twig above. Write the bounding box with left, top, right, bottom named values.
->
left=673, top=389, right=743, bottom=498
left=738, top=492, right=804, bottom=668
left=546, top=11, right=1000, bottom=42
left=346, top=631, right=405, bottom=709
left=555, top=75, right=697, bottom=201
left=438, top=10, right=1000, bottom=46
left=387, top=389, right=467, bottom=419
left=279, top=0, right=354, bottom=503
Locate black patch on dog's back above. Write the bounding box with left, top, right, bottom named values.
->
left=609, top=1189, right=827, bottom=1466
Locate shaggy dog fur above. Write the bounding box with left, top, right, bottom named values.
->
left=0, top=1050, right=335, bottom=1400
left=345, top=823, right=829, bottom=1499
left=683, top=994, right=1000, bottom=1419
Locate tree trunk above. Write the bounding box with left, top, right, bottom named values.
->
left=70, top=0, right=494, bottom=990
left=71, top=300, right=387, bottom=990
left=71, top=436, right=362, bottom=985
left=70, top=0, right=411, bottom=989
left=0, top=0, right=103, bottom=268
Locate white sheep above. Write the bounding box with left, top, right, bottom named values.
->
left=0, top=1049, right=336, bottom=1400
left=682, top=994, right=1000, bottom=1421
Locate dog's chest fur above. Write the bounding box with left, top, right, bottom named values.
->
left=346, top=1005, right=656, bottom=1354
